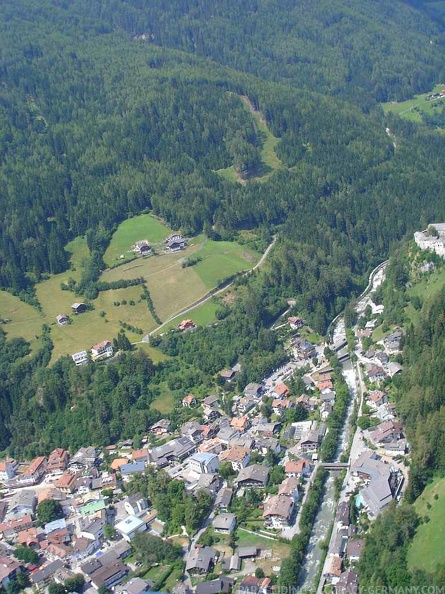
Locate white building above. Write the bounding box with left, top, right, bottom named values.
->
left=0, top=459, right=17, bottom=482
left=72, top=350, right=88, bottom=366
left=91, top=340, right=113, bottom=361
left=115, top=515, right=148, bottom=542
left=189, top=453, right=219, bottom=475
left=414, top=224, right=445, bottom=257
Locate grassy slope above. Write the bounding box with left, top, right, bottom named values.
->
left=103, top=214, right=172, bottom=266
left=381, top=84, right=445, bottom=123
left=407, top=477, right=445, bottom=574
left=0, top=215, right=258, bottom=362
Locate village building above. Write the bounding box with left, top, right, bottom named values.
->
left=165, top=234, right=187, bottom=251
left=220, top=447, right=250, bottom=472
left=263, top=494, right=294, bottom=529
left=134, top=240, right=151, bottom=256
left=178, top=319, right=196, bottom=332
left=182, top=394, right=198, bottom=407
left=91, top=340, right=113, bottom=361
left=234, top=464, right=269, bottom=488
left=71, top=302, right=87, bottom=314
left=72, top=350, right=88, bottom=366
left=56, top=314, right=69, bottom=326
left=47, top=448, right=69, bottom=473
left=189, top=453, right=220, bottom=475
left=212, top=512, right=236, bottom=534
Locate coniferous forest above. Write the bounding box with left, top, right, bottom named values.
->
left=2, top=5, right=445, bottom=582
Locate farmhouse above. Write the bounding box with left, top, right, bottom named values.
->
left=288, top=316, right=304, bottom=329
left=91, top=340, right=113, bottom=361
left=166, top=234, right=187, bottom=252
left=134, top=240, right=151, bottom=256
left=178, top=319, right=196, bottom=332
left=71, top=302, right=87, bottom=314
left=56, top=314, right=69, bottom=326
left=182, top=394, right=198, bottom=407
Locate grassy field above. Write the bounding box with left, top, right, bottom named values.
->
left=408, top=266, right=445, bottom=300
left=240, top=96, right=282, bottom=179
left=407, top=476, right=445, bottom=574
left=0, top=216, right=259, bottom=363
left=104, top=213, right=172, bottom=265
left=102, top=234, right=258, bottom=323
left=150, top=388, right=176, bottom=414
left=154, top=299, right=220, bottom=335
left=381, top=84, right=445, bottom=124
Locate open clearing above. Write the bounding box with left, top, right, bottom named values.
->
left=215, top=93, right=282, bottom=183
left=0, top=215, right=258, bottom=363
left=104, top=213, right=172, bottom=266
left=407, top=476, right=445, bottom=574
left=154, top=299, right=219, bottom=335
left=382, top=84, right=445, bottom=124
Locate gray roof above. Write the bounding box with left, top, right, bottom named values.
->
left=120, top=462, right=146, bottom=475
left=196, top=577, right=234, bottom=594
left=31, top=560, right=64, bottom=584
left=213, top=513, right=236, bottom=531
left=8, top=489, right=36, bottom=511
left=235, top=464, right=269, bottom=486
left=237, top=547, right=258, bottom=558
left=215, top=487, right=233, bottom=508
left=186, top=546, right=216, bottom=572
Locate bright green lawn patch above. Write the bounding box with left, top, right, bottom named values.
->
left=156, top=299, right=219, bottom=334
left=381, top=84, right=445, bottom=124
left=408, top=266, right=445, bottom=300
left=372, top=324, right=392, bottom=343
left=143, top=564, right=169, bottom=581
left=150, top=387, right=176, bottom=414
left=0, top=291, right=44, bottom=346
left=407, top=476, right=445, bottom=574
left=215, top=165, right=241, bottom=183
left=192, top=239, right=259, bottom=288
left=136, top=342, right=170, bottom=363
left=104, top=214, right=172, bottom=265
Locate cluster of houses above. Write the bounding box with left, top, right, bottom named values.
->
left=132, top=233, right=188, bottom=257
left=357, top=323, right=404, bottom=383
left=0, top=447, right=158, bottom=592
left=71, top=340, right=114, bottom=367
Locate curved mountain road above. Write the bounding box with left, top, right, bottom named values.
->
left=141, top=236, right=277, bottom=339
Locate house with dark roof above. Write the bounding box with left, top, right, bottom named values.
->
left=234, top=464, right=269, bottom=488
left=186, top=546, right=217, bottom=574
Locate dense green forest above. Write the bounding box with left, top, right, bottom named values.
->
left=2, top=1, right=445, bottom=453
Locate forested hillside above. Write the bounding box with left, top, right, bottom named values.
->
left=49, top=0, right=445, bottom=104
left=359, top=258, right=445, bottom=586
left=2, top=0, right=445, bottom=455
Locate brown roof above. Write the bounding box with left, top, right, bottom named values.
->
left=220, top=446, right=249, bottom=463
left=55, top=472, right=76, bottom=489
left=28, top=456, right=46, bottom=475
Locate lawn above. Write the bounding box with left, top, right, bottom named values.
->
left=381, top=84, right=445, bottom=124
left=104, top=213, right=172, bottom=266
left=150, top=388, right=176, bottom=414
left=0, top=291, right=45, bottom=345
left=142, top=564, right=170, bottom=581
left=408, top=266, right=445, bottom=301
left=154, top=299, right=219, bottom=335
left=192, top=239, right=259, bottom=288
left=407, top=476, right=445, bottom=574
left=102, top=235, right=258, bottom=324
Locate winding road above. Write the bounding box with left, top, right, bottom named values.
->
left=143, top=236, right=277, bottom=338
